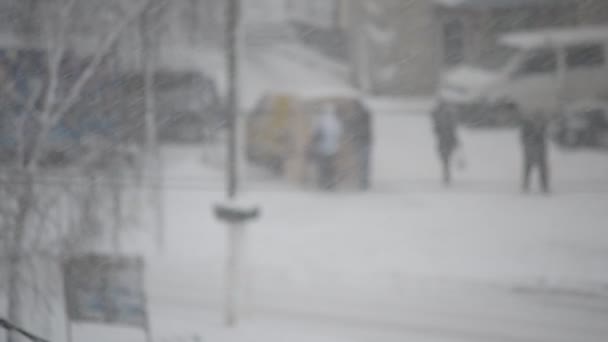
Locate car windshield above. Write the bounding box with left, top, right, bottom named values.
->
left=475, top=44, right=520, bottom=71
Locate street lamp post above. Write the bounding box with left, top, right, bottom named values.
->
left=214, top=0, right=260, bottom=327
left=226, top=0, right=239, bottom=199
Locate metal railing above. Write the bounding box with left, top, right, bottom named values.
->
left=0, top=318, right=49, bottom=342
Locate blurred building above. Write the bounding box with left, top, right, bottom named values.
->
left=0, top=0, right=223, bottom=72
left=435, top=0, right=578, bottom=68
left=345, top=0, right=438, bottom=96
left=344, top=0, right=608, bottom=97
left=578, top=0, right=608, bottom=25
left=2, top=0, right=607, bottom=97
left=244, top=0, right=287, bottom=25
left=285, top=1, right=340, bottom=29
left=284, top=0, right=350, bottom=60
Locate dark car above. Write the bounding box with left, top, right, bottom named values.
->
left=153, top=70, right=222, bottom=143
left=553, top=101, right=608, bottom=149
left=1, top=45, right=222, bottom=165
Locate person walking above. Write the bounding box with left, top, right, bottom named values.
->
left=521, top=112, right=550, bottom=193
left=351, top=101, right=373, bottom=190
left=431, top=103, right=460, bottom=186
left=312, top=104, right=343, bottom=190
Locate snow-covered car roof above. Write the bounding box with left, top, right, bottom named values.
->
left=500, top=26, right=608, bottom=50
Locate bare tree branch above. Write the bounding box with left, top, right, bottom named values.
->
left=41, top=0, right=78, bottom=120
left=53, top=0, right=151, bottom=121
left=28, top=0, right=153, bottom=171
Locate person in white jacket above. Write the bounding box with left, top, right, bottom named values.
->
left=312, top=104, right=343, bottom=190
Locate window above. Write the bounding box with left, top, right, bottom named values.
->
left=476, top=44, right=520, bottom=72
left=566, top=44, right=605, bottom=69
left=518, top=49, right=557, bottom=75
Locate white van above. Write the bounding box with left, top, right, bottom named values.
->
left=437, top=26, right=608, bottom=125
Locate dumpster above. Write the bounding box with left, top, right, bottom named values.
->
left=246, top=93, right=372, bottom=190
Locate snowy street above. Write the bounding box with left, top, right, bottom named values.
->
left=101, top=108, right=608, bottom=342
left=13, top=41, right=605, bottom=342
left=3, top=2, right=608, bottom=342
left=11, top=89, right=608, bottom=342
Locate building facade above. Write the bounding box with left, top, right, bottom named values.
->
left=347, top=0, right=438, bottom=96
left=285, top=0, right=339, bottom=30
left=284, top=0, right=350, bottom=60
left=346, top=0, right=608, bottom=97
left=0, top=0, right=224, bottom=72
left=435, top=0, right=578, bottom=69
left=577, top=0, right=608, bottom=25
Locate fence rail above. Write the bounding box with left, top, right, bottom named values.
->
left=0, top=318, right=49, bottom=342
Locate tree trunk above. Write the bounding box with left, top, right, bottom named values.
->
left=7, top=174, right=34, bottom=342
left=7, top=258, right=24, bottom=342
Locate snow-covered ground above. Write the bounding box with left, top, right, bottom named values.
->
left=29, top=132, right=608, bottom=342
left=147, top=113, right=608, bottom=287
left=7, top=43, right=608, bottom=342
left=85, top=42, right=608, bottom=341
left=101, top=110, right=608, bottom=342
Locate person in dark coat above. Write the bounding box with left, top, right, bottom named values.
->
left=521, top=113, right=550, bottom=193
left=351, top=101, right=373, bottom=190
left=431, top=103, right=459, bottom=186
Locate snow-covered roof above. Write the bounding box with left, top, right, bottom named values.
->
left=435, top=0, right=573, bottom=9
left=500, top=26, right=608, bottom=49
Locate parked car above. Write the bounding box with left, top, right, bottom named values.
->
left=436, top=26, right=608, bottom=126
left=553, top=100, right=608, bottom=149
left=154, top=70, right=222, bottom=143
left=1, top=44, right=221, bottom=165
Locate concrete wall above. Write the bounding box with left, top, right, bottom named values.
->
left=377, top=0, right=438, bottom=96
left=0, top=0, right=226, bottom=72
left=285, top=0, right=338, bottom=30
left=347, top=0, right=438, bottom=96
left=244, top=0, right=287, bottom=25
left=434, top=1, right=579, bottom=73
left=578, top=0, right=608, bottom=25
left=346, top=0, right=600, bottom=97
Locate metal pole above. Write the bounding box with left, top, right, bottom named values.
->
left=141, top=262, right=153, bottom=342
left=224, top=0, right=243, bottom=327
left=225, top=224, right=245, bottom=326
left=64, top=319, right=73, bottom=342
left=0, top=319, right=50, bottom=342
left=226, top=0, right=240, bottom=199
left=141, top=0, right=165, bottom=252
left=61, top=197, right=74, bottom=342
left=112, top=175, right=122, bottom=253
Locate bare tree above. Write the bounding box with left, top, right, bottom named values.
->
left=0, top=0, right=154, bottom=340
